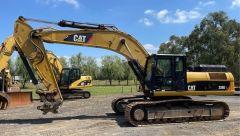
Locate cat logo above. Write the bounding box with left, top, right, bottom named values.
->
left=73, top=35, right=86, bottom=42
left=188, top=85, right=196, bottom=91
left=64, top=33, right=93, bottom=43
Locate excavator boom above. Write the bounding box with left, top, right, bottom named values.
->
left=0, top=18, right=64, bottom=114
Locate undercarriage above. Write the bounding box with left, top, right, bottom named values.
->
left=112, top=96, right=229, bottom=126
left=61, top=89, right=91, bottom=100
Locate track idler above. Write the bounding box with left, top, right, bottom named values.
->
left=111, top=96, right=145, bottom=114
left=0, top=92, right=9, bottom=110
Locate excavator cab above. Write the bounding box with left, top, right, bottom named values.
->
left=144, top=54, right=187, bottom=93
left=59, top=68, right=81, bottom=89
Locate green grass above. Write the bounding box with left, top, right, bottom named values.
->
left=25, top=85, right=139, bottom=99
left=22, top=80, right=139, bottom=99
left=87, top=85, right=138, bottom=96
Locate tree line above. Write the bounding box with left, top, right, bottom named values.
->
left=8, top=54, right=136, bottom=88
left=60, top=53, right=136, bottom=85
left=158, top=11, right=240, bottom=84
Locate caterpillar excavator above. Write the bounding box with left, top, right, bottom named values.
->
left=0, top=16, right=235, bottom=126
left=47, top=51, right=92, bottom=99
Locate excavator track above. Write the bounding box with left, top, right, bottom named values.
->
left=125, top=99, right=229, bottom=126
left=111, top=96, right=192, bottom=114
left=111, top=96, right=145, bottom=114
left=0, top=93, right=9, bottom=110
left=61, top=90, right=91, bottom=100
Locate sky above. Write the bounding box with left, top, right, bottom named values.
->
left=0, top=0, right=239, bottom=63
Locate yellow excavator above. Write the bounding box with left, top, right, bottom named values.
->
left=47, top=51, right=92, bottom=99
left=0, top=16, right=235, bottom=126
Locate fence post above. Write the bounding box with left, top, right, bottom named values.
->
left=136, top=83, right=137, bottom=91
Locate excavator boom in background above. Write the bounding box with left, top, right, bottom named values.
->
left=0, top=16, right=235, bottom=126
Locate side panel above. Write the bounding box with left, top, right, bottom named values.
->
left=153, top=72, right=235, bottom=97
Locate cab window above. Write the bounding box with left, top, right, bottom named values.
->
left=145, top=58, right=154, bottom=81
left=60, top=69, right=70, bottom=85
left=155, top=59, right=171, bottom=77
left=70, top=69, right=80, bottom=81
left=176, top=57, right=183, bottom=72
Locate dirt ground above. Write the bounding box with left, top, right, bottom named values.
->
left=0, top=94, right=239, bottom=136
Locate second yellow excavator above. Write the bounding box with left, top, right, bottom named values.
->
left=47, top=51, right=92, bottom=99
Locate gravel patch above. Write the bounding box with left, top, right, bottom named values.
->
left=0, top=94, right=239, bottom=136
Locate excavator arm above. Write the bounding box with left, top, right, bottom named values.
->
left=0, top=18, right=64, bottom=113
left=3, top=16, right=148, bottom=113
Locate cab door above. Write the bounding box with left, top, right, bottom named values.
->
left=69, top=68, right=81, bottom=84
left=59, top=68, right=71, bottom=89
left=173, top=56, right=187, bottom=91
left=152, top=57, right=173, bottom=91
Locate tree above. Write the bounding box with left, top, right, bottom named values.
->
left=100, top=56, right=124, bottom=85
left=82, top=56, right=100, bottom=79
left=15, top=56, right=30, bottom=88
left=185, top=11, right=240, bottom=82
left=115, top=58, right=124, bottom=85
left=7, top=58, right=15, bottom=76
left=158, top=35, right=187, bottom=54
left=58, top=57, right=68, bottom=67
left=122, top=61, right=135, bottom=85
left=101, top=56, right=115, bottom=85
left=159, top=11, right=240, bottom=82
left=70, top=52, right=83, bottom=69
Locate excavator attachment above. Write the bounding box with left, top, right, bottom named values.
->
left=0, top=92, right=9, bottom=110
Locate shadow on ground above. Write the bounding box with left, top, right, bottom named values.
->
left=0, top=113, right=132, bottom=127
